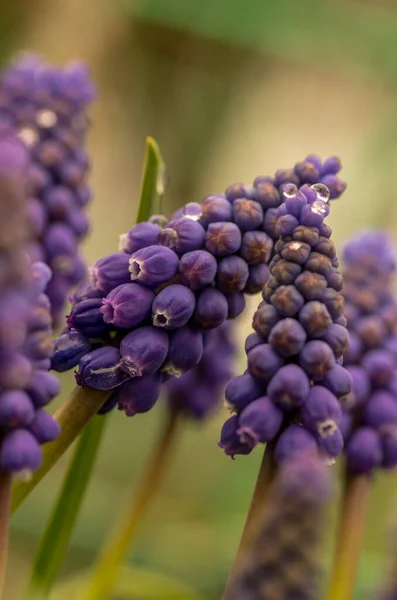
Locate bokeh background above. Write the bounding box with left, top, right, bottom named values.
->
left=4, top=0, right=397, bottom=598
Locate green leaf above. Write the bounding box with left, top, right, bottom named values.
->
left=26, top=417, right=107, bottom=599
left=51, top=565, right=204, bottom=600
left=136, top=137, right=166, bottom=223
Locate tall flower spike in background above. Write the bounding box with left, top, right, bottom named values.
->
left=327, top=230, right=397, bottom=600
left=224, top=452, right=332, bottom=600
left=220, top=175, right=349, bottom=592
left=0, top=55, right=95, bottom=325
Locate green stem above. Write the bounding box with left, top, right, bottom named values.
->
left=80, top=409, right=179, bottom=600
left=136, top=137, right=166, bottom=223
left=327, top=469, right=371, bottom=600
left=11, top=386, right=110, bottom=513
left=221, top=443, right=277, bottom=599
left=25, top=416, right=107, bottom=599
left=0, top=469, right=11, bottom=600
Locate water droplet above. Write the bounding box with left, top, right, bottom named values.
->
left=36, top=109, right=57, bottom=128
left=323, top=456, right=336, bottom=466
left=18, top=126, right=38, bottom=147
left=289, top=242, right=303, bottom=252
left=311, top=183, right=330, bottom=203
left=310, top=200, right=328, bottom=216
left=183, top=202, right=202, bottom=221
left=282, top=183, right=298, bottom=198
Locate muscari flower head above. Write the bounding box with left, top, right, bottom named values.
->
left=0, top=54, right=95, bottom=325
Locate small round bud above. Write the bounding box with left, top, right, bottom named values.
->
left=269, top=318, right=307, bottom=357
left=219, top=415, right=253, bottom=458
left=362, top=350, right=394, bottom=387
left=194, top=287, right=228, bottom=330
left=299, top=340, right=336, bottom=381
left=119, top=222, right=161, bottom=253
left=267, top=364, right=310, bottom=410
left=217, top=256, right=249, bottom=294
left=364, top=391, right=397, bottom=430
left=237, top=397, right=283, bottom=448
left=247, top=343, right=285, bottom=383
left=274, top=425, right=317, bottom=464
left=301, top=386, right=342, bottom=434
left=158, top=217, right=205, bottom=254
left=200, top=195, right=232, bottom=226
left=322, top=365, right=352, bottom=398
left=345, top=366, right=370, bottom=408
left=355, top=316, right=386, bottom=349
left=232, top=199, right=263, bottom=231
left=321, top=323, right=349, bottom=359
left=116, top=373, right=162, bottom=416
left=245, top=332, right=264, bottom=354
left=294, top=160, right=320, bottom=184
left=293, top=225, right=320, bottom=246
left=305, top=252, right=333, bottom=277
left=271, top=260, right=302, bottom=285
left=120, top=326, right=169, bottom=377
left=67, top=297, right=109, bottom=337
left=0, top=429, right=42, bottom=474
left=245, top=263, right=270, bottom=294
left=253, top=182, right=281, bottom=208
left=239, top=231, right=272, bottom=264
left=29, top=410, right=60, bottom=443
left=129, top=245, right=179, bottom=288
left=299, top=301, right=332, bottom=338
left=252, top=304, right=279, bottom=338
left=224, top=184, right=251, bottom=202
left=226, top=293, right=246, bottom=319
left=294, top=271, right=327, bottom=300
left=271, top=285, right=305, bottom=317
left=179, top=250, right=217, bottom=291
left=0, top=390, right=35, bottom=428
left=224, top=373, right=263, bottom=412
left=205, top=222, right=242, bottom=257
left=346, top=427, right=382, bottom=473
left=163, top=327, right=203, bottom=376
left=27, top=371, right=60, bottom=407
left=101, top=283, right=154, bottom=329
left=152, top=284, right=195, bottom=329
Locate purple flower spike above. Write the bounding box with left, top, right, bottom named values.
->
left=115, top=373, right=162, bottom=416
left=29, top=409, right=61, bottom=443
left=119, top=222, right=161, bottom=253
left=163, top=327, right=203, bottom=376
left=225, top=373, right=263, bottom=412
left=194, top=287, right=228, bottom=330
left=345, top=427, right=382, bottom=473
left=179, top=250, right=217, bottom=291
left=27, top=371, right=61, bottom=407
left=75, top=347, right=129, bottom=390
left=0, top=429, right=42, bottom=474
left=92, top=252, right=131, bottom=294
left=0, top=391, right=35, bottom=428
left=299, top=340, right=336, bottom=381
left=219, top=415, right=253, bottom=458
left=237, top=397, right=283, bottom=447
left=158, top=217, right=205, bottom=254
left=51, top=329, right=91, bottom=372
left=101, top=283, right=154, bottom=329
left=274, top=425, right=317, bottom=464
left=216, top=255, right=249, bottom=294
left=152, top=284, right=195, bottom=329
left=67, top=297, right=109, bottom=337
left=247, top=344, right=285, bottom=383
left=267, top=364, right=310, bottom=410
left=205, top=222, right=242, bottom=257
left=119, top=326, right=169, bottom=377
left=129, top=245, right=179, bottom=288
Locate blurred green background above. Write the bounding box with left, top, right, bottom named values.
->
left=4, top=0, right=397, bottom=598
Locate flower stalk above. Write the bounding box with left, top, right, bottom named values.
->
left=0, top=468, right=11, bottom=600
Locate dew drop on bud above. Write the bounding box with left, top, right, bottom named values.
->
left=311, top=183, right=330, bottom=203
left=183, top=202, right=202, bottom=221
left=323, top=456, right=336, bottom=466
left=282, top=183, right=298, bottom=199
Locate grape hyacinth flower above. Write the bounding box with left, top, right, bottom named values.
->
left=224, top=453, right=331, bottom=600
left=220, top=181, right=350, bottom=463
left=340, top=231, right=397, bottom=473
left=0, top=54, right=95, bottom=325
left=52, top=155, right=346, bottom=424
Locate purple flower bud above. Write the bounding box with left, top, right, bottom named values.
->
left=237, top=397, right=283, bottom=448
left=219, top=415, right=253, bottom=458
left=0, top=353, right=32, bottom=389
left=269, top=318, right=307, bottom=357
left=299, top=301, right=332, bottom=338
left=119, top=222, right=161, bottom=253
left=267, top=364, right=310, bottom=409
left=300, top=200, right=330, bottom=228
left=194, top=287, right=228, bottom=330
left=252, top=304, right=280, bottom=338
left=317, top=428, right=344, bottom=458
left=293, top=225, right=320, bottom=247
left=232, top=199, right=263, bottom=231
left=271, top=260, right=302, bottom=285
left=224, top=184, right=252, bottom=202
left=275, top=214, right=300, bottom=237
left=44, top=223, right=77, bottom=260
left=262, top=208, right=278, bottom=238
left=322, top=365, right=352, bottom=398
left=321, top=288, right=344, bottom=320
left=270, top=285, right=305, bottom=317
left=362, top=350, right=394, bottom=387
left=245, top=332, right=264, bottom=354
left=179, top=250, right=217, bottom=291
left=294, top=161, right=320, bottom=184
left=27, top=198, right=46, bottom=237
left=364, top=391, right=397, bottom=430
left=101, top=283, right=154, bottom=329
left=91, top=252, right=131, bottom=294
left=67, top=210, right=90, bottom=238
left=75, top=347, right=129, bottom=390
left=274, top=425, right=317, bottom=464
left=44, top=186, right=74, bottom=219
left=320, top=174, right=346, bottom=199
left=158, top=217, right=205, bottom=254
left=205, top=222, right=242, bottom=257
left=381, top=432, right=397, bottom=469
left=321, top=156, right=342, bottom=176
left=163, top=327, right=203, bottom=376
left=247, top=343, right=285, bottom=383
left=129, top=245, right=179, bottom=288
left=245, top=264, right=270, bottom=294
left=299, top=340, right=336, bottom=381
left=253, top=181, right=281, bottom=209
left=116, top=373, right=162, bottom=416
left=67, top=297, right=109, bottom=337
left=200, top=195, right=232, bottom=226
left=321, top=323, right=349, bottom=360
left=51, top=329, right=91, bottom=372
left=343, top=331, right=362, bottom=365
left=216, top=256, right=249, bottom=294
left=274, top=168, right=300, bottom=187
left=294, top=271, right=327, bottom=301
left=280, top=240, right=311, bottom=265
left=29, top=409, right=60, bottom=443
left=0, top=390, right=35, bottom=428
left=152, top=284, right=195, bottom=329
left=27, top=371, right=60, bottom=407
left=0, top=429, right=42, bottom=473
left=239, top=231, right=273, bottom=265
left=355, top=315, right=386, bottom=348
left=225, top=373, right=263, bottom=412
left=226, top=293, right=246, bottom=319
left=120, top=326, right=169, bottom=377
left=301, top=386, right=342, bottom=436
left=27, top=262, right=53, bottom=297
left=305, top=252, right=333, bottom=279
left=346, top=427, right=382, bottom=473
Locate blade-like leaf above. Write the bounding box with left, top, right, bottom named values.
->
left=136, top=136, right=166, bottom=223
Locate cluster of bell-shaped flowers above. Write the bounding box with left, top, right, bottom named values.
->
left=341, top=231, right=397, bottom=473
left=0, top=54, right=95, bottom=325
left=0, top=128, right=59, bottom=475
left=219, top=182, right=351, bottom=464
left=51, top=154, right=346, bottom=419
